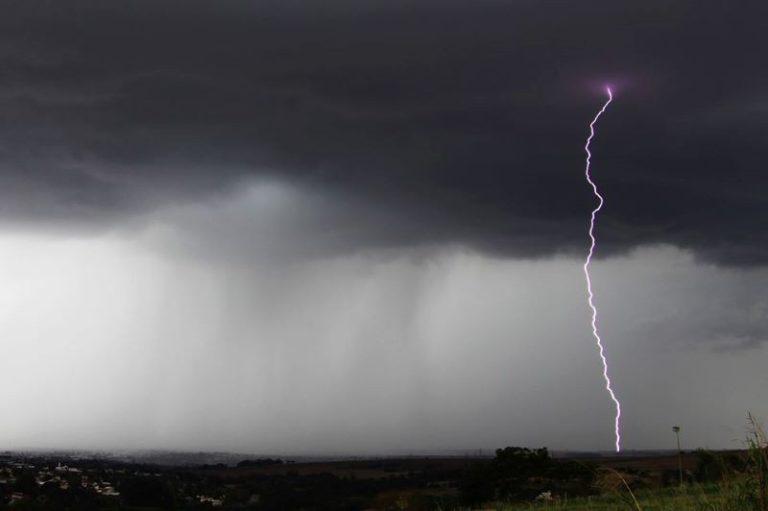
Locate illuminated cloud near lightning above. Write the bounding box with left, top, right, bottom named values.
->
left=582, top=86, right=623, bottom=452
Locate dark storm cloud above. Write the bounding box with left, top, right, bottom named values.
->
left=0, top=0, right=766, bottom=263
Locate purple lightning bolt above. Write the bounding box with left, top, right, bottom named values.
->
left=583, top=86, right=622, bottom=452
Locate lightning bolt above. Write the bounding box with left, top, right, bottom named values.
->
left=583, top=86, right=622, bottom=452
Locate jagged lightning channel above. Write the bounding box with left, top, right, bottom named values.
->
left=582, top=86, right=622, bottom=453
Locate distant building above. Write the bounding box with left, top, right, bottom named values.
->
left=198, top=495, right=224, bottom=507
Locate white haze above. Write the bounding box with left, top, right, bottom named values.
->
left=0, top=181, right=765, bottom=454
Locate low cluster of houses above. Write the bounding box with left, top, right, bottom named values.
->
left=36, top=463, right=120, bottom=496
left=0, top=459, right=122, bottom=505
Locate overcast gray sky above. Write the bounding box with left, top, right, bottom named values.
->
left=0, top=0, right=766, bottom=453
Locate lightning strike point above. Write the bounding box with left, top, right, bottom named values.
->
left=582, top=87, right=622, bottom=452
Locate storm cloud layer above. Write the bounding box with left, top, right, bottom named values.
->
left=1, top=0, right=766, bottom=263
left=0, top=1, right=767, bottom=453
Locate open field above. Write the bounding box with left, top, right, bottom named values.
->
left=497, top=485, right=748, bottom=511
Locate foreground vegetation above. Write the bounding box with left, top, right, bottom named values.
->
left=494, top=485, right=756, bottom=511
left=483, top=416, right=768, bottom=511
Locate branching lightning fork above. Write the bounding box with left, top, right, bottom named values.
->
left=582, top=86, right=622, bottom=452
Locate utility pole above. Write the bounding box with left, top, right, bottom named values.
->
left=673, top=425, right=683, bottom=488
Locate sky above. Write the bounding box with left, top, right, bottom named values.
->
left=0, top=0, right=766, bottom=453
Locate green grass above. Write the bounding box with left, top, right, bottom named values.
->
left=470, top=472, right=766, bottom=511
left=487, top=484, right=741, bottom=510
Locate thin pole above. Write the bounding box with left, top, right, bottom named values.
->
left=673, top=426, right=683, bottom=487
